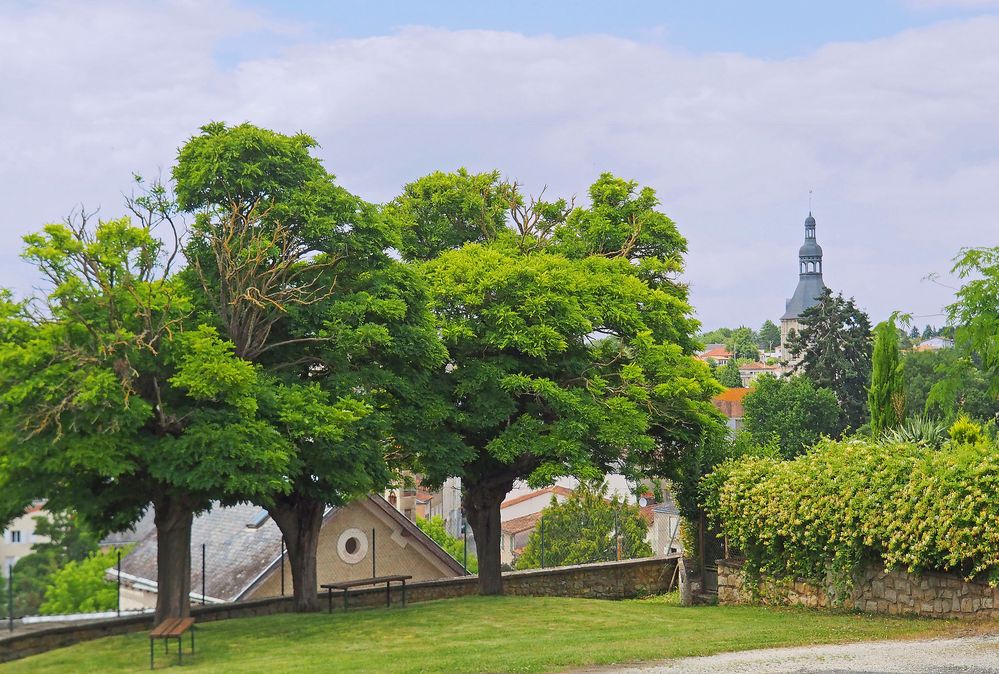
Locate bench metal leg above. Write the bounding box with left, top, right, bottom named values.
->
left=343, top=588, right=348, bottom=612
left=150, top=639, right=154, bottom=670
left=386, top=581, right=391, bottom=608
left=178, top=635, right=182, bottom=665
left=402, top=580, right=406, bottom=607
left=191, top=626, right=195, bottom=655
left=328, top=587, right=332, bottom=614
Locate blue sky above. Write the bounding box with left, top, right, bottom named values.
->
left=239, top=0, right=997, bottom=57
left=3, top=0, right=998, bottom=329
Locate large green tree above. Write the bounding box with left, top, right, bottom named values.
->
left=393, top=170, right=722, bottom=594
left=904, top=348, right=999, bottom=422
left=725, top=327, right=760, bottom=361
left=787, top=289, right=872, bottom=431
left=514, top=482, right=652, bottom=570
left=868, top=316, right=906, bottom=436
left=0, top=214, right=292, bottom=623
left=718, top=358, right=742, bottom=388
left=742, top=374, right=841, bottom=458
left=945, top=246, right=999, bottom=394
left=174, top=123, right=444, bottom=611
left=758, top=320, right=781, bottom=351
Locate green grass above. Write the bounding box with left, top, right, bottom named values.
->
left=3, top=594, right=961, bottom=674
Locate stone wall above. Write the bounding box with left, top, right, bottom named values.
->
left=717, top=558, right=999, bottom=619
left=0, top=556, right=676, bottom=664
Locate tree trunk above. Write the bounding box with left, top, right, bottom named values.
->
left=463, top=479, right=512, bottom=596
left=269, top=496, right=325, bottom=612
left=153, top=496, right=194, bottom=625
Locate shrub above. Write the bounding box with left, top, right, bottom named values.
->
left=702, top=434, right=999, bottom=599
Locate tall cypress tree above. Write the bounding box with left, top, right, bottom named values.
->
left=868, top=316, right=906, bottom=436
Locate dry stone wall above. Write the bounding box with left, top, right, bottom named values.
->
left=718, top=558, right=999, bottom=619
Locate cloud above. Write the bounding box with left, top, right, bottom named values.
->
left=901, top=0, right=999, bottom=9
left=3, top=1, right=998, bottom=329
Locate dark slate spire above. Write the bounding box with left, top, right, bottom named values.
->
left=781, top=212, right=827, bottom=320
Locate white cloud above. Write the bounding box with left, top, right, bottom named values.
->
left=3, top=1, right=998, bottom=329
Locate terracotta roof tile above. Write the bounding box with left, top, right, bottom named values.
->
left=500, top=486, right=573, bottom=510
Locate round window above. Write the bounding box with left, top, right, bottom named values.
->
left=337, top=528, right=369, bottom=564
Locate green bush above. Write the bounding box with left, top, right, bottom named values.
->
left=39, top=550, right=118, bottom=615
left=416, top=515, right=477, bottom=574
left=702, top=430, right=999, bottom=599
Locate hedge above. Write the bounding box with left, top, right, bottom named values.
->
left=702, top=435, right=999, bottom=599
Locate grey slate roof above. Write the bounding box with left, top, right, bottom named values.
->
left=782, top=213, right=827, bottom=321
left=100, top=509, right=156, bottom=547
left=782, top=273, right=826, bottom=320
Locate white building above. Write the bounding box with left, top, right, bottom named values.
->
left=1, top=503, right=49, bottom=575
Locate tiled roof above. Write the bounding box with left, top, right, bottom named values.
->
left=501, top=486, right=573, bottom=510
left=501, top=511, right=543, bottom=535
left=738, top=362, right=779, bottom=371
left=713, top=387, right=752, bottom=402
left=699, top=346, right=732, bottom=359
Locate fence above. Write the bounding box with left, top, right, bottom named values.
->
left=1, top=499, right=681, bottom=634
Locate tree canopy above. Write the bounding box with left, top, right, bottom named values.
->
left=787, top=289, right=872, bottom=432
left=174, top=122, right=445, bottom=611
left=742, top=374, right=841, bottom=458
left=392, top=170, right=723, bottom=593
left=514, top=482, right=652, bottom=570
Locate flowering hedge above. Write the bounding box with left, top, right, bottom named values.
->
left=702, top=436, right=999, bottom=597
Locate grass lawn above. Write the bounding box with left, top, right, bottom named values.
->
left=2, top=594, right=963, bottom=674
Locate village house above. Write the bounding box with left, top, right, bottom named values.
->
left=0, top=503, right=49, bottom=575
left=114, top=495, right=466, bottom=609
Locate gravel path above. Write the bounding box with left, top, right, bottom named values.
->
left=578, top=636, right=999, bottom=673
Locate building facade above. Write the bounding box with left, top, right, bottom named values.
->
left=780, top=213, right=827, bottom=359
left=0, top=503, right=48, bottom=576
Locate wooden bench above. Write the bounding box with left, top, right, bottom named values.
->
left=321, top=575, right=412, bottom=613
left=149, top=617, right=195, bottom=669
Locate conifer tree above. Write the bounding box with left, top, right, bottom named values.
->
left=868, top=316, right=906, bottom=436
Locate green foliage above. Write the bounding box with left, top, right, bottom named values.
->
left=757, top=320, right=780, bottom=350
left=386, top=169, right=513, bottom=262
left=787, top=289, right=872, bottom=431
left=948, top=414, right=985, bottom=446
left=38, top=549, right=119, bottom=616
left=514, top=483, right=652, bottom=569
left=882, top=415, right=947, bottom=448
left=724, top=327, right=759, bottom=361
left=904, top=348, right=999, bottom=422
left=742, top=375, right=841, bottom=458
left=5, top=511, right=105, bottom=617
left=703, top=434, right=999, bottom=600
left=868, top=317, right=905, bottom=437
left=700, top=327, right=733, bottom=345
left=946, top=246, right=999, bottom=395
left=718, top=359, right=742, bottom=387
left=415, top=515, right=477, bottom=573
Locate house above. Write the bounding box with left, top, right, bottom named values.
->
left=500, top=486, right=574, bottom=522
left=738, top=362, right=781, bottom=387
left=500, top=512, right=542, bottom=566
left=712, top=387, right=751, bottom=430
left=645, top=496, right=682, bottom=557
left=696, top=345, right=733, bottom=367
left=115, top=495, right=466, bottom=609
left=1, top=503, right=49, bottom=575
left=913, top=337, right=954, bottom=352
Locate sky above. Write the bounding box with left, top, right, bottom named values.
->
left=3, top=0, right=999, bottom=330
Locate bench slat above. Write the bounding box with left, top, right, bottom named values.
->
left=321, top=574, right=411, bottom=590
left=151, top=617, right=195, bottom=639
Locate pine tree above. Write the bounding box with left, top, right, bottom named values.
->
left=869, top=316, right=906, bottom=436
left=787, top=289, right=873, bottom=431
